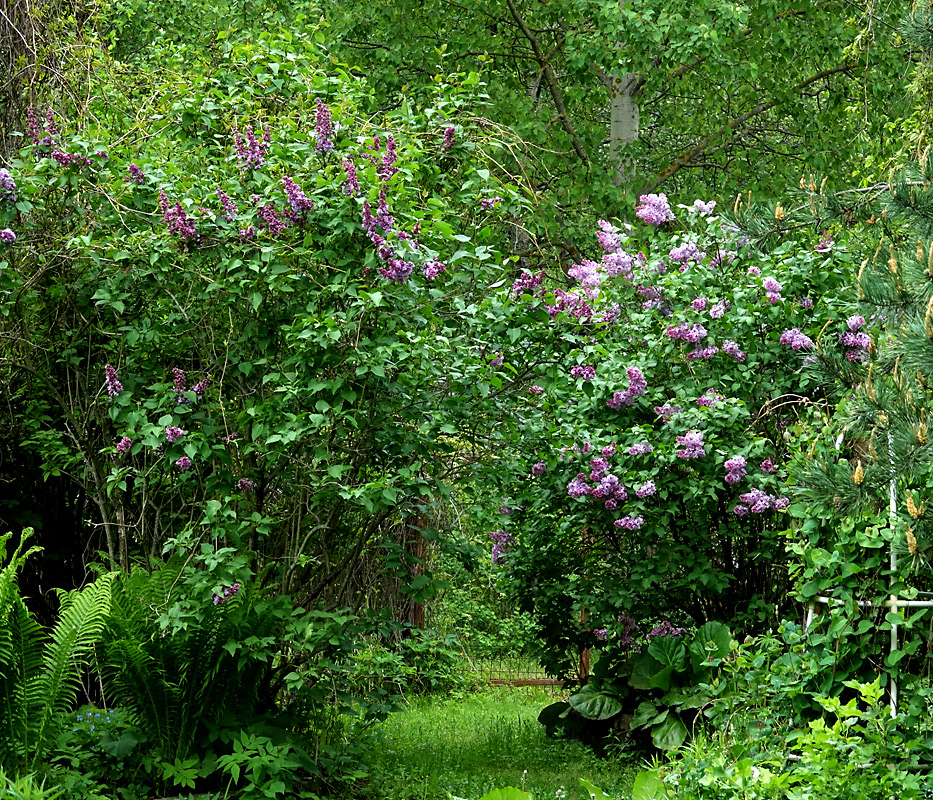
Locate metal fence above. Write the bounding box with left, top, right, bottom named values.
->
left=468, top=656, right=563, bottom=687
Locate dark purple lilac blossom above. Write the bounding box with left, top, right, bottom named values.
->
left=165, top=426, right=185, bottom=443
left=0, top=229, right=15, bottom=244
left=378, top=258, right=414, bottom=283
left=648, top=621, right=686, bottom=639
left=213, top=583, right=240, bottom=605
left=116, top=437, right=132, bottom=453
left=479, top=197, right=503, bottom=211
left=571, top=365, right=596, bottom=380
left=104, top=364, right=123, bottom=398
left=614, top=514, right=644, bottom=530
left=531, top=460, right=546, bottom=477
left=511, top=269, right=545, bottom=298
left=238, top=478, right=255, bottom=493
left=378, top=135, right=398, bottom=181
left=421, top=258, right=446, bottom=280
left=653, top=404, right=683, bottom=422
left=283, top=176, right=314, bottom=217
left=342, top=158, right=360, bottom=195
left=216, top=189, right=238, bottom=222
left=314, top=100, right=334, bottom=154
left=441, top=126, right=455, bottom=152
left=594, top=628, right=609, bottom=641
left=128, top=164, right=145, bottom=185
left=175, top=456, right=192, bottom=473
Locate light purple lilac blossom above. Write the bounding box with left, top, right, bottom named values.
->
left=675, top=430, right=706, bottom=459
left=165, top=426, right=185, bottom=443
left=628, top=441, right=653, bottom=456
left=116, top=437, right=132, bottom=453
left=175, top=456, right=192, bottom=472
left=614, top=514, right=644, bottom=530
left=635, top=193, right=675, bottom=225
left=0, top=229, right=15, bottom=244
left=314, top=100, right=334, bottom=154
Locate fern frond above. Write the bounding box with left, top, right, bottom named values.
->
left=28, top=573, right=115, bottom=767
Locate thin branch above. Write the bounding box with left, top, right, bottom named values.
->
left=504, top=0, right=590, bottom=166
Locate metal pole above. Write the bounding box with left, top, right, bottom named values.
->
left=888, top=431, right=898, bottom=718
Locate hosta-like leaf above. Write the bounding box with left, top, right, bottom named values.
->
left=651, top=714, right=688, bottom=751
left=567, top=685, right=624, bottom=720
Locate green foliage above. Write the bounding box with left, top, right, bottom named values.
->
left=0, top=530, right=114, bottom=773
left=541, top=624, right=733, bottom=751
left=636, top=680, right=928, bottom=800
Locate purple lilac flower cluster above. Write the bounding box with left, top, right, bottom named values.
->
left=647, top=621, right=686, bottom=639
left=669, top=241, right=704, bottom=264
left=239, top=226, right=256, bottom=241
left=597, top=220, right=621, bottom=252
left=175, top=456, right=192, bottom=472
left=667, top=322, right=707, bottom=343
left=693, top=199, right=716, bottom=215
left=711, top=249, right=736, bottom=268
left=635, top=193, right=675, bottom=225
left=213, top=583, right=240, bottom=605
left=314, top=100, right=334, bottom=154
left=0, top=229, right=15, bottom=244
left=724, top=455, right=746, bottom=485
left=216, top=189, right=238, bottom=222
left=617, top=614, right=640, bottom=647
left=128, top=164, right=145, bottom=185
left=779, top=328, right=814, bottom=351
left=165, top=426, right=185, bottom=443
left=283, top=176, right=314, bottom=218
left=688, top=344, right=719, bottom=360
left=379, top=135, right=398, bottom=181
left=696, top=389, right=723, bottom=407
left=710, top=300, right=728, bottom=319
left=238, top=477, right=255, bottom=493
left=760, top=458, right=777, bottom=474
left=159, top=190, right=198, bottom=242
left=721, top=340, right=746, bottom=361
left=232, top=122, right=270, bottom=170
left=571, top=365, right=596, bottom=380
left=489, top=530, right=513, bottom=565
left=607, top=367, right=647, bottom=409
left=421, top=258, right=446, bottom=280
left=799, top=297, right=813, bottom=309
left=531, top=460, right=547, bottom=477
left=635, top=480, right=656, bottom=498
left=0, top=169, right=16, bottom=202
left=116, top=437, right=132, bottom=453
left=511, top=269, right=545, bottom=298
left=654, top=404, right=682, bottom=422
left=614, top=514, right=644, bottom=530
left=628, top=441, right=653, bottom=456
left=762, top=276, right=782, bottom=303
left=675, top=430, right=706, bottom=459
left=105, top=364, right=123, bottom=398
left=733, top=489, right=789, bottom=516
left=691, top=297, right=707, bottom=312
left=342, top=158, right=360, bottom=195
left=839, top=315, right=871, bottom=362
left=479, top=196, right=503, bottom=211
left=441, top=126, right=455, bottom=152
left=814, top=231, right=833, bottom=253
left=593, top=628, right=609, bottom=641
left=51, top=149, right=94, bottom=169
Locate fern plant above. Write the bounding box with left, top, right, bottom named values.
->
left=100, top=564, right=272, bottom=763
left=0, top=529, right=114, bottom=772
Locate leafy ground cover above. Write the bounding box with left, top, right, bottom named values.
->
left=362, top=687, right=637, bottom=800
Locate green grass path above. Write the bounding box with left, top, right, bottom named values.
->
left=361, top=687, right=638, bottom=800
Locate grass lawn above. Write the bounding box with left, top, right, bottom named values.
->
left=361, top=686, right=640, bottom=800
